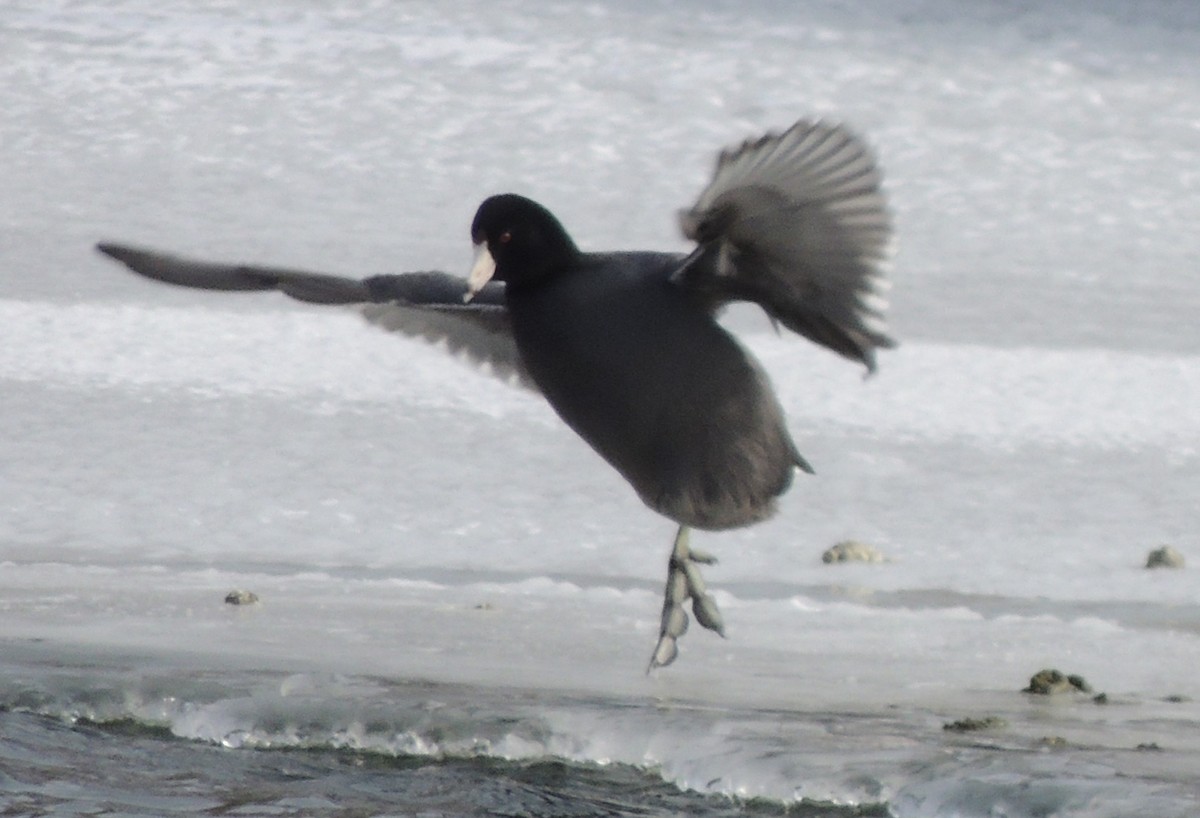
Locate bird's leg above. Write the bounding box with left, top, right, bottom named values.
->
left=647, top=525, right=726, bottom=671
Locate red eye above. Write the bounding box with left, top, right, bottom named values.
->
left=499, top=230, right=512, bottom=244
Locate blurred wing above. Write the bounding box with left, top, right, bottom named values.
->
left=675, top=120, right=895, bottom=372
left=94, top=242, right=533, bottom=388
left=358, top=290, right=533, bottom=389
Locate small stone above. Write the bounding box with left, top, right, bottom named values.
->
left=224, top=590, right=259, bottom=606
left=1164, top=694, right=1191, bottom=704
left=1037, top=736, right=1068, bottom=748
left=821, top=540, right=886, bottom=564
left=1066, top=674, right=1093, bottom=693
left=1136, top=742, right=1163, bottom=751
left=1024, top=669, right=1093, bottom=695
left=1146, top=546, right=1185, bottom=569
left=943, top=716, right=1008, bottom=733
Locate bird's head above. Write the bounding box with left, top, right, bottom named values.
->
left=465, top=194, right=579, bottom=301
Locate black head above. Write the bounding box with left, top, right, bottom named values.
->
left=465, top=194, right=579, bottom=298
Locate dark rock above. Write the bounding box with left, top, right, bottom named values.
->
left=1146, top=545, right=1185, bottom=569
left=224, top=589, right=259, bottom=606
left=943, top=716, right=1008, bottom=732
left=1024, top=669, right=1093, bottom=695
left=1066, top=674, right=1093, bottom=693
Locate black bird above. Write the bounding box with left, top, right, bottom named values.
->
left=96, top=119, right=895, bottom=669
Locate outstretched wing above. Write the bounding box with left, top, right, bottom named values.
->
left=94, top=243, right=533, bottom=388
left=674, top=120, right=895, bottom=372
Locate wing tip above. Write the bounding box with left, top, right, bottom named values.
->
left=859, top=332, right=898, bottom=377
left=95, top=241, right=140, bottom=266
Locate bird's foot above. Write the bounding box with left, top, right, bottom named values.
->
left=647, top=527, right=726, bottom=671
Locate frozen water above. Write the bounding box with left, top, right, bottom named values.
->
left=2, top=1, right=1199, bottom=816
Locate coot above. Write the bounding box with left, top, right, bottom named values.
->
left=96, top=119, right=895, bottom=669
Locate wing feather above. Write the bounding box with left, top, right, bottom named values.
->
left=676, top=120, right=895, bottom=372
left=94, top=243, right=532, bottom=388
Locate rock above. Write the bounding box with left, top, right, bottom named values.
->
left=821, top=540, right=886, bottom=564
left=1136, top=742, right=1163, bottom=751
left=1037, top=736, right=1069, bottom=748
left=1023, top=669, right=1093, bottom=695
left=1066, top=674, right=1093, bottom=693
left=224, top=589, right=259, bottom=606
left=1146, top=545, right=1185, bottom=569
left=943, top=716, right=1008, bottom=733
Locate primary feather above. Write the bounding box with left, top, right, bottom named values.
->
left=676, top=120, right=894, bottom=371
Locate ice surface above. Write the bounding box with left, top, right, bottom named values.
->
left=3, top=1, right=1199, bottom=815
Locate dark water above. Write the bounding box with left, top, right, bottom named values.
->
left=0, top=710, right=885, bottom=818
